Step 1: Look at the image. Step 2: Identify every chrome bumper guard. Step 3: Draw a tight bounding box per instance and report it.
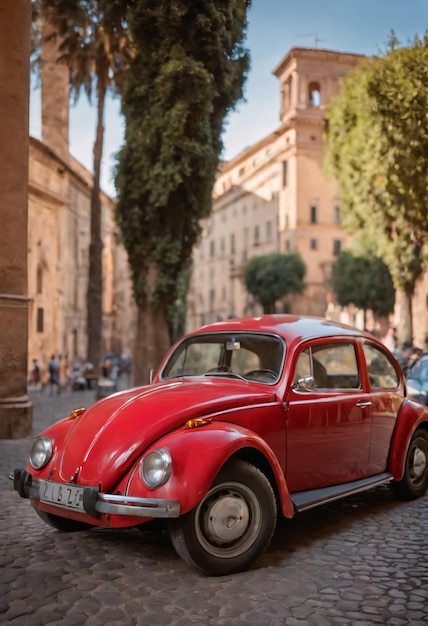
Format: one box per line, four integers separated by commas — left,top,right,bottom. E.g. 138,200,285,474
12,469,181,519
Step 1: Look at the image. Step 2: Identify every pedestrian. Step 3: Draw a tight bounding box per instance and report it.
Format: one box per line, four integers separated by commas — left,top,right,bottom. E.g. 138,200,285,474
394,341,413,376
48,354,60,395
102,357,112,379
381,326,397,353
59,354,71,391
31,358,40,387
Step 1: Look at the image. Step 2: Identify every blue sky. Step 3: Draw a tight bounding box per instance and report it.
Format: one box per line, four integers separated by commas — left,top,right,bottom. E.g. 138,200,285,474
30,0,428,197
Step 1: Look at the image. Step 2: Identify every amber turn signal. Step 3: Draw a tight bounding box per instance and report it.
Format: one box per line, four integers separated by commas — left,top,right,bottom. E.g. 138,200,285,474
68,407,86,420
185,417,212,429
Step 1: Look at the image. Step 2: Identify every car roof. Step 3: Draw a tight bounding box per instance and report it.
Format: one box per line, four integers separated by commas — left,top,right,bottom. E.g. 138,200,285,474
189,314,372,344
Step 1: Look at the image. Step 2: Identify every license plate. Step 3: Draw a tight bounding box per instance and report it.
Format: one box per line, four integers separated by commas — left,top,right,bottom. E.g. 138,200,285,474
39,480,85,512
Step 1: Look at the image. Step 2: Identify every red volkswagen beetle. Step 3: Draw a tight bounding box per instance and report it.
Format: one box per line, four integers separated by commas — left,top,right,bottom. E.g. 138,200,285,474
13,316,428,575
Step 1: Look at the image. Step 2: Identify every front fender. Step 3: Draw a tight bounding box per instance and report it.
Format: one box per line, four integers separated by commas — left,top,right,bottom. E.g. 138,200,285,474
123,422,295,519
388,398,428,480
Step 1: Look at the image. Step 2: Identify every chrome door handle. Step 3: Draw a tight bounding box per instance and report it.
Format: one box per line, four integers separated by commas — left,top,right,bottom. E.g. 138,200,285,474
355,401,372,408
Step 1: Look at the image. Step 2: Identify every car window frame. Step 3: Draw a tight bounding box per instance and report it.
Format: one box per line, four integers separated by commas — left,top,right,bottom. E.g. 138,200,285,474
290,337,362,394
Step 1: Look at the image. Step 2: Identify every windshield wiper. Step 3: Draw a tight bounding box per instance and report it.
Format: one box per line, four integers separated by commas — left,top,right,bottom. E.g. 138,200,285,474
204,371,247,382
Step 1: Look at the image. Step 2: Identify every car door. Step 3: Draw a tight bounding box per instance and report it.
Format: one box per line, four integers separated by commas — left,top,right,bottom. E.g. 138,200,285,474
361,342,402,474
285,339,372,493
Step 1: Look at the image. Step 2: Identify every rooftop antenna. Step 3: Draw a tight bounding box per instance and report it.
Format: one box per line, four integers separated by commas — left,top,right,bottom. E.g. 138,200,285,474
298,33,326,49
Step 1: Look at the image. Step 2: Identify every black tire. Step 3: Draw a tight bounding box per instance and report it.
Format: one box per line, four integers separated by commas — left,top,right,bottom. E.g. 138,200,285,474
168,459,277,576
391,428,428,500
35,508,94,532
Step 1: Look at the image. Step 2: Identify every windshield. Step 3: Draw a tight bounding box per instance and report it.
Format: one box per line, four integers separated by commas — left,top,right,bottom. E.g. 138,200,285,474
161,332,285,384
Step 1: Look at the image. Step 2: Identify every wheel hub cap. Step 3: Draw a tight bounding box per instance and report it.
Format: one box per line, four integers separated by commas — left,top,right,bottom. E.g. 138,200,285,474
412,445,427,480
205,495,249,544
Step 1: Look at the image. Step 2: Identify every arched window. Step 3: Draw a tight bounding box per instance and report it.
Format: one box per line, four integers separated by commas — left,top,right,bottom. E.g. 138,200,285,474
308,81,321,107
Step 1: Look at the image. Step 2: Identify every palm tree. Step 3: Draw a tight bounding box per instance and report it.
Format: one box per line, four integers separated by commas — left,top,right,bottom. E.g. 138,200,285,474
32,0,130,373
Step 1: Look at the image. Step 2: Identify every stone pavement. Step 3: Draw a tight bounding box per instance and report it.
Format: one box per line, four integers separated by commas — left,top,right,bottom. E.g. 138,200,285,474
0,387,427,626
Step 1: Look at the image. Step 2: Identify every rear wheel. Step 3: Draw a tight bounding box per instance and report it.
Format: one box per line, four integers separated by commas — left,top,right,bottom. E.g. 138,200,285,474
391,429,428,500
169,460,277,576
35,509,93,532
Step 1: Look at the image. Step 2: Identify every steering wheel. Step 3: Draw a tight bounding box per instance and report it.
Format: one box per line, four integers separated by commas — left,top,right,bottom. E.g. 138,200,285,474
244,369,277,382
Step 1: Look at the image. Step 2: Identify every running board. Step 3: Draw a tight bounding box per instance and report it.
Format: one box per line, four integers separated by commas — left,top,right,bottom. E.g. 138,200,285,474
291,472,394,513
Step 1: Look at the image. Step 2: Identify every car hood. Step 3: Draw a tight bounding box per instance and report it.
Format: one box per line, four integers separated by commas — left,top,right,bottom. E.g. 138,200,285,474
55,378,277,488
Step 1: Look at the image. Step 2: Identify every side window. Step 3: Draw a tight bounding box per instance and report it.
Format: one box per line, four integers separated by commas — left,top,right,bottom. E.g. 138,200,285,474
363,344,399,389
294,343,360,391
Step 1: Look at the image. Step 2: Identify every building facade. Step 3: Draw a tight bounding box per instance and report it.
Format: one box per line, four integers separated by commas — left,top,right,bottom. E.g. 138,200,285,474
188,48,362,330
27,31,135,384
188,47,428,349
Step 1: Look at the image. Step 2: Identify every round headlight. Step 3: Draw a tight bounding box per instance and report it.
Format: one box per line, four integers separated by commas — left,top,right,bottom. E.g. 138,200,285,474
29,436,53,470
140,449,172,489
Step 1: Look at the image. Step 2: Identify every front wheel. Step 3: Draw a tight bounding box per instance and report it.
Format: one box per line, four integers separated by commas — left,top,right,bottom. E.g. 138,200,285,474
169,460,277,576
391,429,428,500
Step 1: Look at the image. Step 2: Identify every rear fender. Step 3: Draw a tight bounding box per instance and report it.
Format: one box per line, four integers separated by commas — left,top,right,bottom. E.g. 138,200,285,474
122,422,295,518
388,398,428,480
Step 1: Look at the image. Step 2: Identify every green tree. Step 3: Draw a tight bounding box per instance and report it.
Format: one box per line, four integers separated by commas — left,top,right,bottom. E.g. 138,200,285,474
115,0,251,385
332,251,395,328
325,34,428,342
32,0,130,372
244,253,306,314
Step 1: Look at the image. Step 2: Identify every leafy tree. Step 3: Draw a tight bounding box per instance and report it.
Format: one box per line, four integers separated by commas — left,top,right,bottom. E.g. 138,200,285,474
332,251,395,329
244,253,306,314
115,0,251,385
32,0,130,372
325,34,428,342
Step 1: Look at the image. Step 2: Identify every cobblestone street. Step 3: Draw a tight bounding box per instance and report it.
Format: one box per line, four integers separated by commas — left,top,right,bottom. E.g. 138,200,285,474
0,387,427,625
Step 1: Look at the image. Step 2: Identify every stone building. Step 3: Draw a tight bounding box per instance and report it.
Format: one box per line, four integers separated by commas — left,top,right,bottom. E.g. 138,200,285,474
27,29,135,384
187,46,428,348
188,48,362,329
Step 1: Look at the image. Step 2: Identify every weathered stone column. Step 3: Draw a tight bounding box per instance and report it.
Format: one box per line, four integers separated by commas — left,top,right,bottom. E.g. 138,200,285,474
0,0,32,438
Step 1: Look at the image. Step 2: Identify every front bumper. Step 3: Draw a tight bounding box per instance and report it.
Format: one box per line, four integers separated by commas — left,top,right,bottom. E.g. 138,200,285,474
12,469,181,519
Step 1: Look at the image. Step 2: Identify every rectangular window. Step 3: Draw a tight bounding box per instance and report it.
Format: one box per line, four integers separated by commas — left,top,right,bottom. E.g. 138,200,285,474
266,221,272,241
310,205,317,224
230,233,235,254
210,240,215,257
36,307,44,333
36,267,43,294
310,238,317,250
333,239,341,256
254,225,260,245
334,206,340,225
282,161,288,187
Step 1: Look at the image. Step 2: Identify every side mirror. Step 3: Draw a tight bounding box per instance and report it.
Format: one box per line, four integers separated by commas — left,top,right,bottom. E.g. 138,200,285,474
293,375,316,392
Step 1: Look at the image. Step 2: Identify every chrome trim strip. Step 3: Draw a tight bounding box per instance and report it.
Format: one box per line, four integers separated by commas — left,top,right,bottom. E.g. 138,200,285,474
96,494,180,518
